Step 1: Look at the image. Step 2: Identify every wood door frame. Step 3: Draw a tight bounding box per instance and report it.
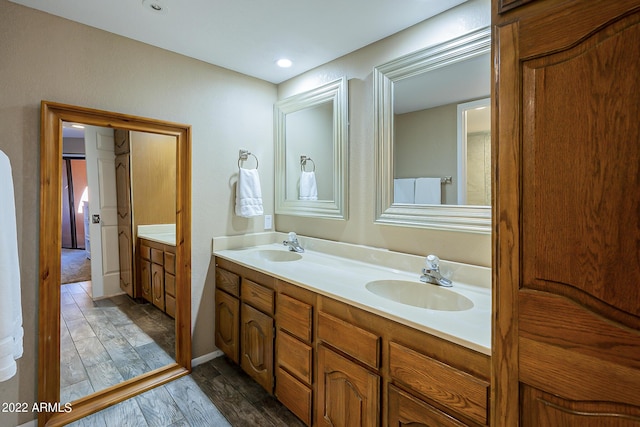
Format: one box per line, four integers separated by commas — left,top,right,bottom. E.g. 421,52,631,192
38,101,192,426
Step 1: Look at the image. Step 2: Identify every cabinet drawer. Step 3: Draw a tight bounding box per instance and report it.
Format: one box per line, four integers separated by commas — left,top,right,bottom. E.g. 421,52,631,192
140,243,151,261
276,367,312,426
241,279,274,315
278,294,312,343
164,250,175,274
388,385,466,427
165,273,175,297
216,268,240,297
151,248,164,265
317,311,380,370
277,330,312,384
389,342,489,425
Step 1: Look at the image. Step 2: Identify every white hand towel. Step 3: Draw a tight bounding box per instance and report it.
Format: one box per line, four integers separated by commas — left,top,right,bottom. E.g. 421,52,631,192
235,168,264,217
415,177,442,205
299,171,318,201
393,178,415,204
0,150,23,382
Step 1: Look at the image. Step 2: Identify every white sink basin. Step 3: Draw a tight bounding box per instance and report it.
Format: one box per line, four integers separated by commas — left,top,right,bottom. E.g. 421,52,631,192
255,249,302,262
365,280,474,311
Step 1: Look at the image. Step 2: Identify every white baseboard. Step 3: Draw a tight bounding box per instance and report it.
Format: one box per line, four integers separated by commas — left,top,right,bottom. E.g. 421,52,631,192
191,350,223,367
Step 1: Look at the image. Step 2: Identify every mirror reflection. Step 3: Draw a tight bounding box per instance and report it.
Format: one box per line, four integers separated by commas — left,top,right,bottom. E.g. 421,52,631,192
374,26,492,233
275,76,348,219
60,124,177,404
457,98,491,206
284,101,333,201
392,51,490,206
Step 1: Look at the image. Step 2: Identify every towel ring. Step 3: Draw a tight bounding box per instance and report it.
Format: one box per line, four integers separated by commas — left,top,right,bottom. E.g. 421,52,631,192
300,155,315,172
238,149,259,169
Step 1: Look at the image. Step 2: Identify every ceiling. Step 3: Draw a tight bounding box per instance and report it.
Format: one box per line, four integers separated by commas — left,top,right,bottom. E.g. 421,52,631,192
394,53,491,115
9,0,467,84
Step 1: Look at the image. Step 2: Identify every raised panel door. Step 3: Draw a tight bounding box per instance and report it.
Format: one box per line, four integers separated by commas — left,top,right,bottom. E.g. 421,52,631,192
151,263,164,311
240,303,274,393
316,344,380,427
494,1,640,424
140,258,151,302
215,289,239,363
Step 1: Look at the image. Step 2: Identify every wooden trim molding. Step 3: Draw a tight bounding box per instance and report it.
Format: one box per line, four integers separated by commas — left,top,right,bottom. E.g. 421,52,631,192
38,101,192,426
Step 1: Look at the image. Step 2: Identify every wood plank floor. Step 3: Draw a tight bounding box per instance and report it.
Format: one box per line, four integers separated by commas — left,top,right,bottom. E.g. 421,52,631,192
62,282,305,426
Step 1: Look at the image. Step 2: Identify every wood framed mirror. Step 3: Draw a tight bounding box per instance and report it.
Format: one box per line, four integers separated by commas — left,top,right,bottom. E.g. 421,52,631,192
38,101,191,426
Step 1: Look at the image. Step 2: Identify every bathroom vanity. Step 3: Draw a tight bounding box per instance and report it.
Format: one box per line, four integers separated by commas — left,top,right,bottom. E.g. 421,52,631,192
213,234,491,426
137,225,177,318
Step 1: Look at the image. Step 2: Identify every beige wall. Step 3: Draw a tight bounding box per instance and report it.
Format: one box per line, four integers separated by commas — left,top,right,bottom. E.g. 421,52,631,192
0,0,490,423
395,105,458,204
276,0,491,266
0,1,276,424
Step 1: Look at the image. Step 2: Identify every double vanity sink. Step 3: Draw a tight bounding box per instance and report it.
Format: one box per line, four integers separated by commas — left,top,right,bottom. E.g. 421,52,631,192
252,250,473,311
213,234,490,355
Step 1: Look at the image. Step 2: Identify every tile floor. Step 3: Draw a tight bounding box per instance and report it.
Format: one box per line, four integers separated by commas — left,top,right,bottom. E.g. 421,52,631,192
60,282,304,426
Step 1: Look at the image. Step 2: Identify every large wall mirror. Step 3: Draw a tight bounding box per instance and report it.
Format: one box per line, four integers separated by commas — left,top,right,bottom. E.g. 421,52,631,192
274,76,348,219
374,26,491,233
39,101,191,426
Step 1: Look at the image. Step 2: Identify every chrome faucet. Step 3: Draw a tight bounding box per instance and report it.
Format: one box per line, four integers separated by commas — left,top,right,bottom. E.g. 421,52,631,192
420,254,452,287
283,232,304,253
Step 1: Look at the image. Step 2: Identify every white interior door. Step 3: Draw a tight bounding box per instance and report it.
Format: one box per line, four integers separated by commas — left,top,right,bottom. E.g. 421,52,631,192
84,125,120,298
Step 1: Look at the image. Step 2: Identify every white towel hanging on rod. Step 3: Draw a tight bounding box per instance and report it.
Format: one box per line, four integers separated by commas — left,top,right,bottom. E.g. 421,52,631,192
0,150,23,382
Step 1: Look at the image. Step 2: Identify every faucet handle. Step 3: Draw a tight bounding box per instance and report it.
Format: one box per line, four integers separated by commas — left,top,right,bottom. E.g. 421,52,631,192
426,254,440,270
288,232,298,242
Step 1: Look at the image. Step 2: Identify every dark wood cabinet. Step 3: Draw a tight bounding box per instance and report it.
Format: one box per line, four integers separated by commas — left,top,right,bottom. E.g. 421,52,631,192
493,0,640,425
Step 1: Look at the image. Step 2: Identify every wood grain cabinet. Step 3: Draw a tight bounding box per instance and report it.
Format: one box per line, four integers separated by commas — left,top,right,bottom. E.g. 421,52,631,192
214,258,491,427
214,258,276,393
139,242,152,302
388,342,489,426
275,289,315,426
214,264,240,363
240,278,275,393
137,237,176,318
493,1,640,425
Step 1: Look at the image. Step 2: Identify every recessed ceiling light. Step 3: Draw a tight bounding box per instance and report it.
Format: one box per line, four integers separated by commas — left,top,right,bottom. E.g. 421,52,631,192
142,0,167,14
71,124,85,129
276,58,293,68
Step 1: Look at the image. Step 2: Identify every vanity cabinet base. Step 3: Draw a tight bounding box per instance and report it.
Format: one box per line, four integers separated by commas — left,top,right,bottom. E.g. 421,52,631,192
214,257,490,427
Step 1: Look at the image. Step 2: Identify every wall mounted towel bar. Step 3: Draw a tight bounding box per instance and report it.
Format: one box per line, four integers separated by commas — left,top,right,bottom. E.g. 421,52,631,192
300,155,315,172
238,149,259,169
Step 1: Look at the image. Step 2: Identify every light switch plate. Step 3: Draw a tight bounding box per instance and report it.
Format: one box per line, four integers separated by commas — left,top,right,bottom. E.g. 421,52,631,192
264,214,272,230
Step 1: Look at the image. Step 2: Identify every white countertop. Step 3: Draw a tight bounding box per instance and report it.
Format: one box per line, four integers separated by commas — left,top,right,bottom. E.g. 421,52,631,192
138,224,176,246
213,234,491,355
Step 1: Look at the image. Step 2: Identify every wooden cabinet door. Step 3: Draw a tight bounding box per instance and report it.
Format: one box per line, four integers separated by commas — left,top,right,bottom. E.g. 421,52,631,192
151,263,164,311
240,303,274,393
215,289,239,363
140,258,151,302
117,225,133,296
115,151,134,297
494,1,640,425
316,344,380,427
